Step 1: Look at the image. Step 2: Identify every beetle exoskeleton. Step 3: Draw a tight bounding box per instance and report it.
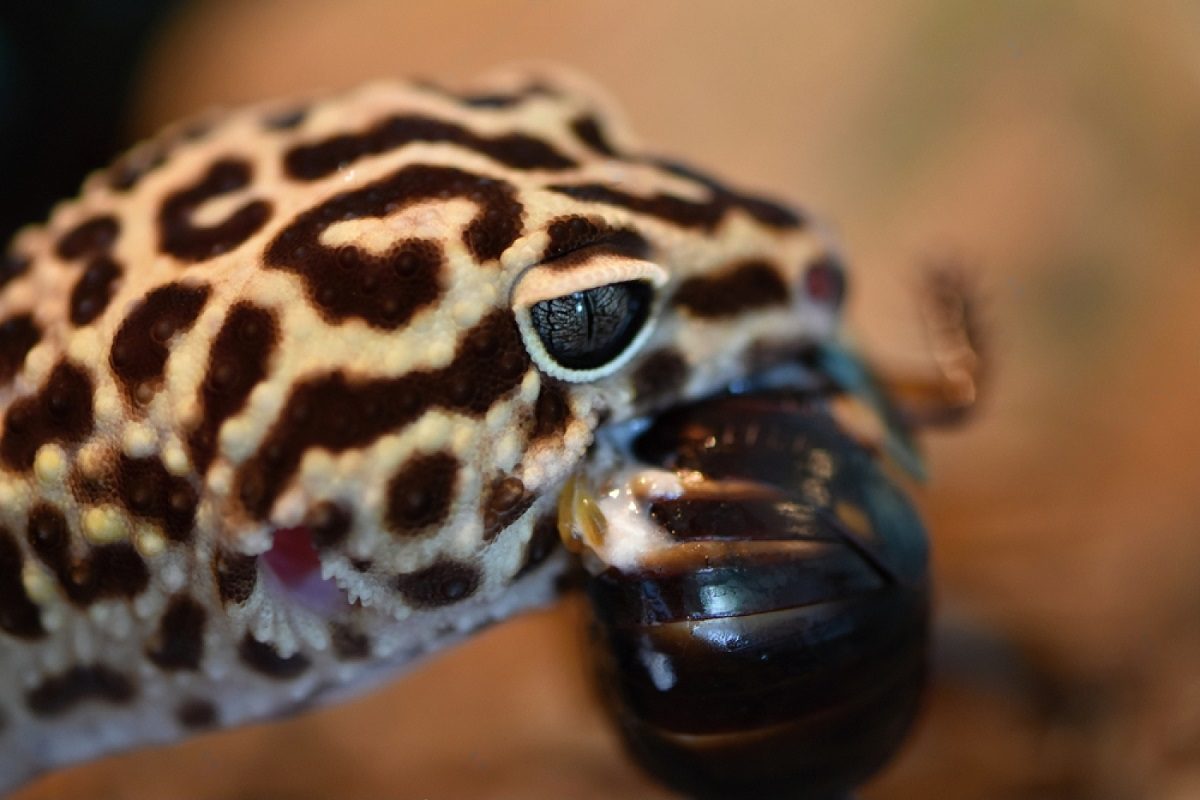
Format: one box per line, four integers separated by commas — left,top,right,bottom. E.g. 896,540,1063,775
572,389,930,799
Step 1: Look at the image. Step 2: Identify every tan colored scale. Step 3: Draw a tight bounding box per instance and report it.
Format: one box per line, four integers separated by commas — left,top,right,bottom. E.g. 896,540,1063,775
0,66,840,791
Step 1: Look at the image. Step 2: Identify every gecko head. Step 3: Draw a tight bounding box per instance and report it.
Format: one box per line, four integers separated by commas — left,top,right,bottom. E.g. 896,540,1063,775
211,68,846,665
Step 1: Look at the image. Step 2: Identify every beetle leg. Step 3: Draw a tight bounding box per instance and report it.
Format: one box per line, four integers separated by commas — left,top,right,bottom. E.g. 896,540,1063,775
880,266,987,429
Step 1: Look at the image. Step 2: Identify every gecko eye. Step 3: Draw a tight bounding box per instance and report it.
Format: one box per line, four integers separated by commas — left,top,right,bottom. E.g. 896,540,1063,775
529,281,653,372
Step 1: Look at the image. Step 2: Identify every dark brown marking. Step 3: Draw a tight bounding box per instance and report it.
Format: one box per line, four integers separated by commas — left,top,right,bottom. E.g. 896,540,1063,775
146,594,206,671
214,550,257,604
0,252,30,292
671,260,790,318
385,452,459,537
115,454,198,542
1,361,94,471
418,79,556,109
69,255,122,326
188,303,278,473
482,476,535,542
394,559,481,608
651,158,806,229
549,182,724,230
515,514,561,579
0,314,40,385
177,698,218,729
550,159,804,232
571,115,619,157
56,216,119,260
542,215,649,268
158,158,271,262
108,144,168,192
0,527,45,639
264,106,308,131
26,504,148,606
237,310,529,519
330,623,370,660
266,163,525,328
26,664,135,717
110,282,210,402
239,633,310,679
54,217,125,328
306,501,352,549
632,348,689,403
284,114,576,181
530,380,571,441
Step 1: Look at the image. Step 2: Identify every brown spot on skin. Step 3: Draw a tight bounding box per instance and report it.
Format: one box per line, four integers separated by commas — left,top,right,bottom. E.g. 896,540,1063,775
116,454,198,542
214,550,257,604
0,252,30,292
330,623,370,660
418,80,556,109
632,348,689,404
55,217,125,328
672,260,791,318
0,527,45,639
651,158,806,229
482,476,535,541
306,501,352,549
394,559,481,608
542,216,649,268
1,361,94,471
188,303,278,473
108,145,168,192
239,633,310,679
284,114,576,181
26,665,135,717
158,158,272,262
55,216,119,260
571,115,619,157
146,595,206,671
266,164,524,329
0,314,40,385
238,310,529,519
177,698,218,729
26,504,149,606
386,452,459,537
110,282,210,402
551,159,804,232
550,182,725,231
263,106,308,131
515,515,561,580
69,256,122,326
531,381,572,441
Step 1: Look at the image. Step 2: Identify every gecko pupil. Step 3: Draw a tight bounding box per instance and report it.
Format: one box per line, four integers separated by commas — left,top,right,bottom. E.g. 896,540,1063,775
530,280,651,371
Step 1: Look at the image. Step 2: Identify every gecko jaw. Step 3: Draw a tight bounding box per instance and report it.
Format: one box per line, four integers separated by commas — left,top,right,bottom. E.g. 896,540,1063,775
261,526,355,616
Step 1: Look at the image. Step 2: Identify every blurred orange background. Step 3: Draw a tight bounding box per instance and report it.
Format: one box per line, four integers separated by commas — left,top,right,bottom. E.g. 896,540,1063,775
16,1,1200,798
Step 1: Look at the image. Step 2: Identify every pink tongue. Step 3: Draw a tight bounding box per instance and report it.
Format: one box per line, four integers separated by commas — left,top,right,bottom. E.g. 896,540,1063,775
263,526,323,586
262,526,349,613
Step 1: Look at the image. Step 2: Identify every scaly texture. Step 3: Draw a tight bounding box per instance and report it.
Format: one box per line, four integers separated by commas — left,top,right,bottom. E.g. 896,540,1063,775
0,67,841,789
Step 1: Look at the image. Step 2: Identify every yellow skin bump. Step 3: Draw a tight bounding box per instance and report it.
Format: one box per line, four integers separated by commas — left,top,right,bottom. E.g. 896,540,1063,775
0,67,845,789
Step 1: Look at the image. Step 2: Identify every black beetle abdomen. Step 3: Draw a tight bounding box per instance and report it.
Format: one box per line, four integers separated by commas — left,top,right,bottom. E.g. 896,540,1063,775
584,390,931,799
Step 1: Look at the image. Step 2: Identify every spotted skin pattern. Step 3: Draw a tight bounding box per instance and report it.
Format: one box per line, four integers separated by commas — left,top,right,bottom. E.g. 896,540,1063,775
0,68,841,789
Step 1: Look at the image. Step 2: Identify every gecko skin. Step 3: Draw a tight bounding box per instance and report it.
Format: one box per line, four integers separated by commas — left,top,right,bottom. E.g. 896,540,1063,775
0,68,842,790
